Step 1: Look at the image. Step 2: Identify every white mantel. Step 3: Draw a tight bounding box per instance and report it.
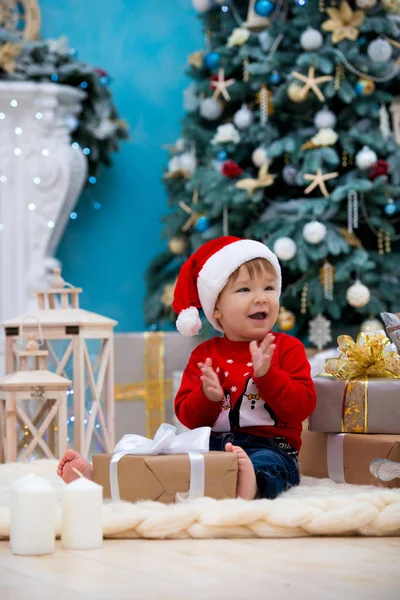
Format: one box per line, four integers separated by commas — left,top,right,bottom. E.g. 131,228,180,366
0,81,88,372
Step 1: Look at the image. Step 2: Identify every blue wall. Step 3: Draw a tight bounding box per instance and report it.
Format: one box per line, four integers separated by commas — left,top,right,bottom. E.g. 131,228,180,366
40,0,203,331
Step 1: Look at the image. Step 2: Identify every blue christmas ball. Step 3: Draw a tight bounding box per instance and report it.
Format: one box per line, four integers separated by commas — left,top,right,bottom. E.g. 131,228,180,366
384,202,397,216
269,71,281,85
204,52,220,70
99,76,110,86
149,322,160,332
217,150,228,161
195,216,210,233
254,0,276,17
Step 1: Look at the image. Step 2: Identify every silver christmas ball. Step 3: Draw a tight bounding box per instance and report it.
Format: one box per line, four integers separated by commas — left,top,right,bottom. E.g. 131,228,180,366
192,0,212,11
233,105,254,130
199,97,224,120
273,237,297,261
367,39,393,63
282,164,298,185
355,0,377,8
183,85,199,112
355,146,378,170
314,108,337,130
360,317,382,332
303,221,327,245
252,147,268,167
346,280,370,308
300,28,323,51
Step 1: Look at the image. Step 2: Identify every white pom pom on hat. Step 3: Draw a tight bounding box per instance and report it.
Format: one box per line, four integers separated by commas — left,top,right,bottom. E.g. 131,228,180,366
172,236,282,336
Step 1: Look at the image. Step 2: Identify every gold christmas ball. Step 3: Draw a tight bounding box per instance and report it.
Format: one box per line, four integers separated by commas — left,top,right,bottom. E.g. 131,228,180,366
360,316,382,332
161,280,177,308
382,0,400,14
169,236,187,255
277,307,296,331
287,83,308,103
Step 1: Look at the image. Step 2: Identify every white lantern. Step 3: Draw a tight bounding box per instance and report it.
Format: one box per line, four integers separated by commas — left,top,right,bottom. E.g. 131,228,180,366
303,221,327,244
300,28,323,51
346,280,371,308
314,108,337,129
233,105,254,130
199,97,224,120
273,237,297,261
0,335,70,463
355,146,378,170
252,146,269,167
1,269,117,459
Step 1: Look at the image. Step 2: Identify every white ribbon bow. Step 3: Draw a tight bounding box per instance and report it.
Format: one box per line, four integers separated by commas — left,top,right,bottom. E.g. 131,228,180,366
110,423,211,502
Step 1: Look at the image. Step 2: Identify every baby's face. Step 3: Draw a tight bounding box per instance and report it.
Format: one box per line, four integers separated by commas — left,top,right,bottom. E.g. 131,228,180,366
213,264,279,342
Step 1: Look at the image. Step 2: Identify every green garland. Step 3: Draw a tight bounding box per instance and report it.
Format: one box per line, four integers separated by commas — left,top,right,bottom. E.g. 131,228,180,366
0,29,128,181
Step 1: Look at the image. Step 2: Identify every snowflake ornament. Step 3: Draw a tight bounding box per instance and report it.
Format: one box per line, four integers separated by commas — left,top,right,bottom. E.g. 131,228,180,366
308,314,332,350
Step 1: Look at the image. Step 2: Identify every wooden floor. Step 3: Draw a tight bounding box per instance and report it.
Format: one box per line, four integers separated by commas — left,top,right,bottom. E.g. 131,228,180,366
1,537,400,600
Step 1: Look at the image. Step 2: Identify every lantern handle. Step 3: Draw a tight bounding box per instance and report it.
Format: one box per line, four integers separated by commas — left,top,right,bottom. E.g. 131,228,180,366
17,316,44,350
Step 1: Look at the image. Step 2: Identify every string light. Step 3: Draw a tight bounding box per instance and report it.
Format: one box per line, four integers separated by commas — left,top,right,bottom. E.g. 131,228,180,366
70,211,78,219
10,99,18,107
72,142,79,149
94,202,101,210
28,203,36,211
82,147,90,155
35,112,43,120
0,224,4,231
42,149,50,156
70,415,75,422
0,112,5,119
33,177,41,184
88,176,97,184
47,220,55,228
0,175,7,182
15,127,22,135
14,148,21,155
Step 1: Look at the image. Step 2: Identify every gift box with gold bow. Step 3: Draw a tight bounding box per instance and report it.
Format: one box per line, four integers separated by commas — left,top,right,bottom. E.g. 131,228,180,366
114,332,198,440
309,332,400,434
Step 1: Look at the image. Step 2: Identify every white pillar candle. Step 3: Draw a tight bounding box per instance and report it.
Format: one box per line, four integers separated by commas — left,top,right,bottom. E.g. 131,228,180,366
10,474,56,556
61,477,103,550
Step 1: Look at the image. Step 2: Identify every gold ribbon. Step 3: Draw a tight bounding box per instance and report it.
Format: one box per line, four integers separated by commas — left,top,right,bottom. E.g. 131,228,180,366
114,332,171,438
325,332,400,433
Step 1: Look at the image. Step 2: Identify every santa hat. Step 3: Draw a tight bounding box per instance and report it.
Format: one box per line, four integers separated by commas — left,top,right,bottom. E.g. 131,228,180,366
172,236,281,336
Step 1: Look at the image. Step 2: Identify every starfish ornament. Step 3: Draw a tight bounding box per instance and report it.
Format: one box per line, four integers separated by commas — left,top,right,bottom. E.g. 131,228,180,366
290,67,333,103
179,189,202,231
235,163,276,198
322,0,365,44
303,168,339,197
210,68,236,102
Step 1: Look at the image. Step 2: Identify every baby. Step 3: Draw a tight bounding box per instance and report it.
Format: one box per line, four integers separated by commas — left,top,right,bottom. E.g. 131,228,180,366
58,236,316,501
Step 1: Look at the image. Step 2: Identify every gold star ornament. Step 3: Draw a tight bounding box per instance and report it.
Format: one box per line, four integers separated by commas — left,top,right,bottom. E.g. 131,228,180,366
322,0,365,44
303,168,339,197
0,42,21,74
290,67,333,103
235,163,276,198
211,68,236,102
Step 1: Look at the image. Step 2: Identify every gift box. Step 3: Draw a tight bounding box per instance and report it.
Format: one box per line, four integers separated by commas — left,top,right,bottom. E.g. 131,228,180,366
310,375,400,434
299,428,400,488
93,452,238,503
114,332,198,439
309,332,400,435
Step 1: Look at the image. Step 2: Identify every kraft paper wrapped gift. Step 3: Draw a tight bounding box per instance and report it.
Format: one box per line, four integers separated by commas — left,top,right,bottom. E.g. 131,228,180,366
299,428,400,488
114,332,198,439
309,375,400,434
93,452,238,503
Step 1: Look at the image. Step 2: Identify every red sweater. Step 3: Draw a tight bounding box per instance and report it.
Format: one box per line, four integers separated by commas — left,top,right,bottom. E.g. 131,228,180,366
175,333,316,451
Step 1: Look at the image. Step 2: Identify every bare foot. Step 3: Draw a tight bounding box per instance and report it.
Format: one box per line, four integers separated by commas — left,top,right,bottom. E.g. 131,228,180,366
57,449,93,483
225,443,257,500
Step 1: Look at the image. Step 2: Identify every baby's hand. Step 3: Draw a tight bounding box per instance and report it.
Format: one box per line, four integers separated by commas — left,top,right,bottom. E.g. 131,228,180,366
198,358,224,403
250,333,276,378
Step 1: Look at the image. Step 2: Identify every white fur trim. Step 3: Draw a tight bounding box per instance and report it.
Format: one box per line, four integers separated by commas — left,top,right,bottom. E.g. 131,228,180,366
176,306,202,337
197,239,281,333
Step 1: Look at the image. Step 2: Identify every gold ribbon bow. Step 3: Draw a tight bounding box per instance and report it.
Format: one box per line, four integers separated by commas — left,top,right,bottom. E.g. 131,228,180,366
247,393,260,400
324,332,400,433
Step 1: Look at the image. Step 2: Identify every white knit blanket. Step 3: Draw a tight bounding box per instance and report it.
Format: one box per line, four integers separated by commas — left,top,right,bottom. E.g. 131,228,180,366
1,460,399,539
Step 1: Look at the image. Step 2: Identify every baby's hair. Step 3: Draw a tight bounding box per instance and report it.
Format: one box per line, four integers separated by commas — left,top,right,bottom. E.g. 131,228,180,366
228,258,275,285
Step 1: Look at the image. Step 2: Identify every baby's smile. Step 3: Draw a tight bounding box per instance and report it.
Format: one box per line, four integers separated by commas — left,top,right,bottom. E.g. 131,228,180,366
248,311,267,320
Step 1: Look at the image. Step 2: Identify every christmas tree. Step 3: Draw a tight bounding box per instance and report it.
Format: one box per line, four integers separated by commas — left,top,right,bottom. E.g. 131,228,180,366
144,0,400,348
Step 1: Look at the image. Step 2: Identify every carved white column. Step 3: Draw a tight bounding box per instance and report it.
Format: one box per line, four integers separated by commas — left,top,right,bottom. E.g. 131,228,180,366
0,82,87,372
